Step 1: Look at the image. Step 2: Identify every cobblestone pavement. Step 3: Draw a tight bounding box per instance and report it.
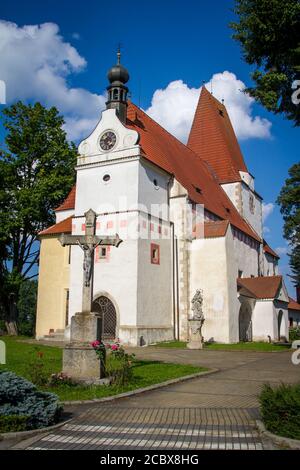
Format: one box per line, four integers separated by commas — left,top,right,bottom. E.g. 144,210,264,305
16,348,298,450
21,406,266,450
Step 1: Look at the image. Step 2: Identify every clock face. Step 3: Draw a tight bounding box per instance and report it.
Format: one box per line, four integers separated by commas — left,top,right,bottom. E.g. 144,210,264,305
99,131,117,151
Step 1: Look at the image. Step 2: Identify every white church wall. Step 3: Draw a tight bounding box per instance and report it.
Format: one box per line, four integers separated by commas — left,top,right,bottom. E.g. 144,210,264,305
263,252,278,276
75,159,140,216
221,182,240,212
232,232,259,278
222,181,263,238
225,229,241,343
56,209,74,223
189,235,233,343
138,160,170,219
170,193,190,341
240,182,262,238
135,235,173,345
252,300,276,341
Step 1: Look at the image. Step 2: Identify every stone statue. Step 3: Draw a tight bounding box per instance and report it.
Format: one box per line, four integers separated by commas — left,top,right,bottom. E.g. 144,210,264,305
77,240,98,287
187,289,205,349
191,289,204,320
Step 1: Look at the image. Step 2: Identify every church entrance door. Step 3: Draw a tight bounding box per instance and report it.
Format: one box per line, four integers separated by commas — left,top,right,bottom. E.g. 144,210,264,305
92,296,117,340
239,303,252,342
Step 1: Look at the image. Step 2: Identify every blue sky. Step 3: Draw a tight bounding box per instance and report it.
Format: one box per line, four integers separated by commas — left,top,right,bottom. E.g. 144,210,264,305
0,0,298,295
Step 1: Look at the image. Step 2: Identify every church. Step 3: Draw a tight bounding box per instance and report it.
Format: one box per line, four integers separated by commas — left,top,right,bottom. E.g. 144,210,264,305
35,54,296,346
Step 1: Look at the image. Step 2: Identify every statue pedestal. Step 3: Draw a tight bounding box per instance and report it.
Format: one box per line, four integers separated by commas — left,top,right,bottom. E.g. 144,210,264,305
63,312,103,382
187,319,203,350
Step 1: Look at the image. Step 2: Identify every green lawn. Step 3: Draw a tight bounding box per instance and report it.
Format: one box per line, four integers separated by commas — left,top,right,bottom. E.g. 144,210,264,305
151,340,290,351
0,337,206,401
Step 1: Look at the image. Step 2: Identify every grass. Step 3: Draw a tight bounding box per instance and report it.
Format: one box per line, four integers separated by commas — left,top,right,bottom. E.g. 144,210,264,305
0,336,206,401
151,340,290,351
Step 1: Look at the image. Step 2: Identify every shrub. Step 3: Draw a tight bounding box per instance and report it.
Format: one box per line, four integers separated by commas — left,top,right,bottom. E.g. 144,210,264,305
0,370,62,430
48,372,77,387
289,327,300,342
0,415,29,433
259,383,300,440
105,343,135,386
25,350,49,386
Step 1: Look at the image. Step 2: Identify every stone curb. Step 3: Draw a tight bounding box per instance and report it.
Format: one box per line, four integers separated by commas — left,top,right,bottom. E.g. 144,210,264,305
256,420,300,450
0,418,72,442
62,368,219,406
150,347,291,354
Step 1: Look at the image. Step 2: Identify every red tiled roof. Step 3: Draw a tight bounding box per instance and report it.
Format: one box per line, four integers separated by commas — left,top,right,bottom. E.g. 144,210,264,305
263,239,280,259
204,220,229,238
126,101,260,242
55,186,76,212
39,216,72,236
237,275,282,299
187,87,248,184
288,297,300,311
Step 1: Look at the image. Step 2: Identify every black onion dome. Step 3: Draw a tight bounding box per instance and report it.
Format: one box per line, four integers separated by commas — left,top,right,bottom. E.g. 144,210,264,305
107,64,129,84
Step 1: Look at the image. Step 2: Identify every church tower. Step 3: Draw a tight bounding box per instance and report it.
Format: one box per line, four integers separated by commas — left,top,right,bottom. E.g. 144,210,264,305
105,49,129,124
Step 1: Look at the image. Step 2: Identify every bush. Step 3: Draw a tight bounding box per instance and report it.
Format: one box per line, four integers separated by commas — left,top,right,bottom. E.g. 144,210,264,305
25,350,49,386
259,383,300,440
105,344,135,386
0,415,29,433
0,370,62,430
289,327,300,342
48,372,77,387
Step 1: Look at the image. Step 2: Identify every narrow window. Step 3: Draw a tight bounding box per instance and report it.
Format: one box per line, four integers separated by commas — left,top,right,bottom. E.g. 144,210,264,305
99,247,107,259
151,243,160,265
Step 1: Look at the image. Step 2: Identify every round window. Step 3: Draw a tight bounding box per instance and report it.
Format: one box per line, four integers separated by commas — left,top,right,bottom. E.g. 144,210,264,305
103,174,111,183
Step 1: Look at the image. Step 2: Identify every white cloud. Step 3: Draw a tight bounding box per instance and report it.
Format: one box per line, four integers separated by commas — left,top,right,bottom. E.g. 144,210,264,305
0,22,272,143
275,246,288,256
0,20,106,141
262,202,274,222
263,226,271,234
146,72,272,143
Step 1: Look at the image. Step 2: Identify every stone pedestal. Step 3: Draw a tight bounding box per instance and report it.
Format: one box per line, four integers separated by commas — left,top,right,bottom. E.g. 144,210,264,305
63,312,103,382
187,319,203,350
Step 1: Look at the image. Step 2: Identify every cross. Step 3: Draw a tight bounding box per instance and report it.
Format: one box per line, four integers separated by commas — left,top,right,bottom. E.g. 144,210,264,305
59,209,122,313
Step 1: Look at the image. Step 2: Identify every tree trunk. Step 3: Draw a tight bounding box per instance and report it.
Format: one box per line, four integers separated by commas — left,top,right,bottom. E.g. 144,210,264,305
5,296,18,335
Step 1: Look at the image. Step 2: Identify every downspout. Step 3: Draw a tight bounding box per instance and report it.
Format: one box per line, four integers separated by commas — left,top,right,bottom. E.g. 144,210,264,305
171,221,176,340
175,235,180,340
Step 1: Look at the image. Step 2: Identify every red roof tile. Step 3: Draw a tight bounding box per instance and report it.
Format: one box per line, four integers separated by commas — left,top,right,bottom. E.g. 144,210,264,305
263,240,280,259
126,101,260,242
237,275,283,299
204,220,229,238
55,186,76,212
187,87,248,184
288,297,300,311
39,216,72,236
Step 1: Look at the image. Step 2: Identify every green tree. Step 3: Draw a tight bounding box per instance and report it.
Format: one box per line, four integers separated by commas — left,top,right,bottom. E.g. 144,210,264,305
277,162,300,286
231,0,300,125
0,101,76,334
17,279,38,336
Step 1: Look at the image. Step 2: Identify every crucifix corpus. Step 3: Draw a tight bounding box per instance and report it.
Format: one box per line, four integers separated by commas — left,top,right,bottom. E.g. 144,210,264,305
59,208,122,313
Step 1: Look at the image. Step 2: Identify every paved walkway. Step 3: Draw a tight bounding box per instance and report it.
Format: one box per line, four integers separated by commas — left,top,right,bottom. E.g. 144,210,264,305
15,348,299,450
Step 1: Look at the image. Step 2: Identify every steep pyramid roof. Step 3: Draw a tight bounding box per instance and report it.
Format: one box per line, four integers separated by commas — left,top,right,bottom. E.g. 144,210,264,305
126,101,260,242
187,86,248,184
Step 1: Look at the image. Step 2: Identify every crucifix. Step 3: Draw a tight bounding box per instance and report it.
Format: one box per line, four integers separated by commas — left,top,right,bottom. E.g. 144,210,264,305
59,209,122,313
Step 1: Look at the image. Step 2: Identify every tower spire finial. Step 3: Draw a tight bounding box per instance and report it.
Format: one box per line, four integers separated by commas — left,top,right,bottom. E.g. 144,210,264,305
117,42,122,65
